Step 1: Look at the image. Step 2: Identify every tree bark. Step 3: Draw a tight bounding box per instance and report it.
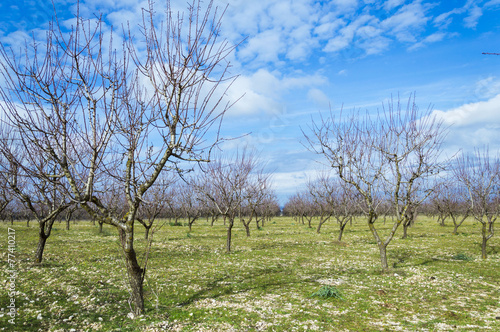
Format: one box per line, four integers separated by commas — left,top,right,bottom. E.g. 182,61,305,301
368,217,393,272
119,228,145,315
402,222,409,239
338,223,346,241
244,222,250,237
481,222,489,259
316,220,324,233
378,243,389,271
226,220,233,253
305,216,313,228
35,234,47,264
35,222,49,264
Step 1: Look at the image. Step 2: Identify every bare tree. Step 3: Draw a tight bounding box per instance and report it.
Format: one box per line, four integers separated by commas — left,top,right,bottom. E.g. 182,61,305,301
64,205,79,231
430,184,449,226
0,178,13,219
196,149,257,252
332,178,358,241
0,126,74,263
304,95,447,271
307,174,334,234
432,180,471,234
137,173,176,239
0,0,237,315
176,182,202,232
240,169,272,236
453,148,499,258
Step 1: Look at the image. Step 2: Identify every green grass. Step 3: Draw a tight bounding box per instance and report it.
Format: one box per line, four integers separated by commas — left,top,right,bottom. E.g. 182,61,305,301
0,216,499,331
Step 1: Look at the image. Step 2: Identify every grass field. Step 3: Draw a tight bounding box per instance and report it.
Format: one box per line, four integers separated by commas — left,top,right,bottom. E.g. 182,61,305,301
0,216,499,331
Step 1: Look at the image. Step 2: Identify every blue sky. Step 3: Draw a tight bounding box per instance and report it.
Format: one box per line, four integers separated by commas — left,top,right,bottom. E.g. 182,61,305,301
1,0,500,204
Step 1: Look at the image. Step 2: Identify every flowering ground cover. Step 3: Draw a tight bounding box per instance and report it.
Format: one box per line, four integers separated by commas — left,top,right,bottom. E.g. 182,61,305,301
0,217,499,331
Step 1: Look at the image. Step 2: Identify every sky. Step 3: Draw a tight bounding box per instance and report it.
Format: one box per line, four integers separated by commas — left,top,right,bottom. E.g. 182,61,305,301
1,0,499,204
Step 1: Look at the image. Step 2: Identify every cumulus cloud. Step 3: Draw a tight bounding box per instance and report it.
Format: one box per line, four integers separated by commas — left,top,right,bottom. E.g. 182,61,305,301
225,69,328,116
432,94,500,128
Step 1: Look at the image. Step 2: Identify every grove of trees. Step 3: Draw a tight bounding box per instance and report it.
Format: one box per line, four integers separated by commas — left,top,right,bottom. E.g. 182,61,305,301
0,0,498,319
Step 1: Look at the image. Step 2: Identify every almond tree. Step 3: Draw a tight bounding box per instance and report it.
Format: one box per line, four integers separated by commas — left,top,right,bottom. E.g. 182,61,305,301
195,149,258,252
331,178,357,241
453,148,499,258
432,180,471,234
177,182,202,232
0,171,14,220
304,96,446,271
137,173,176,239
0,0,237,315
0,133,72,263
240,170,272,236
307,174,334,234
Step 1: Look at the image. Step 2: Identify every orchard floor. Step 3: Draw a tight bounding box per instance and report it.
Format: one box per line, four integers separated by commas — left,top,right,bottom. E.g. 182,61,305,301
0,216,499,331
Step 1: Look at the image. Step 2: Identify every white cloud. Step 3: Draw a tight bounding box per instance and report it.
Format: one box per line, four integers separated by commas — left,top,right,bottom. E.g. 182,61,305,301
225,69,328,116
381,2,429,43
463,5,483,28
433,8,461,28
383,0,405,11
218,0,323,66
238,29,284,64
324,14,374,52
308,88,331,108
432,94,500,128
408,32,447,51
485,0,500,7
474,76,500,99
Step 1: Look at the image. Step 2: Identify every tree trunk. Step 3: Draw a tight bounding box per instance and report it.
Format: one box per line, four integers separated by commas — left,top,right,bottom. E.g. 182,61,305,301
316,220,323,233
144,226,150,240
99,221,104,233
119,228,145,315
35,223,49,264
378,243,389,271
481,223,488,259
35,235,47,264
226,220,233,253
401,222,408,239
368,216,392,272
244,222,250,237
338,223,346,241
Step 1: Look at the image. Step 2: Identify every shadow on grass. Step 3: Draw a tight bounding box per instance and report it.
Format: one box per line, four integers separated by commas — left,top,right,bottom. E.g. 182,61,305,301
174,266,309,308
